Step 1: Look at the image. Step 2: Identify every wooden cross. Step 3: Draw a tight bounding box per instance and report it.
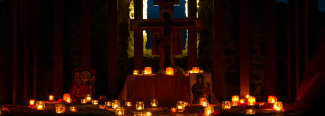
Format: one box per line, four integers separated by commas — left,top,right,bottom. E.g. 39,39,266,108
130,0,204,70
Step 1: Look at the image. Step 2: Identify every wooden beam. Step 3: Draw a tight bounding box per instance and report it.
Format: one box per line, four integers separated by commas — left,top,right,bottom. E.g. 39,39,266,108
213,0,224,102
107,0,118,99
134,0,143,73
187,0,197,70
54,0,64,99
81,0,92,68
265,0,276,96
239,0,250,98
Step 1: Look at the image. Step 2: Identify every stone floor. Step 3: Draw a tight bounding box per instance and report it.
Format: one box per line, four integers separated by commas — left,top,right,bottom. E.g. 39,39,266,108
0,102,321,116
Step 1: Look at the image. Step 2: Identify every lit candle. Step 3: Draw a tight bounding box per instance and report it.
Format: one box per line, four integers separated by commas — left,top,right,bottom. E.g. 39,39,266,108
246,109,255,115
70,106,77,113
151,99,158,107
136,101,144,110
248,96,256,106
199,70,204,73
92,100,98,105
192,67,200,73
177,105,183,109
204,105,214,115
86,94,92,102
63,93,70,102
115,107,125,116
81,99,87,104
49,95,54,102
189,70,193,73
125,101,132,106
239,99,245,104
112,100,120,109
133,70,139,75
105,101,112,106
144,67,152,75
165,67,174,75
99,104,105,109
268,95,277,103
55,104,65,114
222,101,231,109
144,112,152,116
274,101,283,111
36,101,45,110
232,95,239,106
29,99,35,107
171,107,177,113
66,98,71,103
245,95,250,99
199,97,208,106
202,102,208,107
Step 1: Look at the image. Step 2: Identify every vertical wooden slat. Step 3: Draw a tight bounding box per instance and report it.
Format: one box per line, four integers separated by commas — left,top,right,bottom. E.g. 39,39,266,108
107,0,118,99
33,0,38,100
12,0,18,105
239,0,249,98
81,0,92,68
54,0,64,99
187,0,197,70
213,0,224,102
134,0,143,73
265,0,276,96
23,0,29,103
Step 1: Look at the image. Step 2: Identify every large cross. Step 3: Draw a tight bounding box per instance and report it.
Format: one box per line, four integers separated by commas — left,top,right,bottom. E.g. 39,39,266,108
130,0,204,70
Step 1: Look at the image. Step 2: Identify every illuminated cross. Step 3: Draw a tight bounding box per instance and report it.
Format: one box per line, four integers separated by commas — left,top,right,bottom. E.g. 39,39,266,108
130,0,203,70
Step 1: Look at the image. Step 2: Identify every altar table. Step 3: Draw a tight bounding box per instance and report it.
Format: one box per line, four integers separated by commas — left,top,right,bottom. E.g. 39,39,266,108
117,75,190,106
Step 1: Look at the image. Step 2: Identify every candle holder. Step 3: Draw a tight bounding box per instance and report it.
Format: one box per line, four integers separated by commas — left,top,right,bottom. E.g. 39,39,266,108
29,99,35,107
204,105,214,115
92,100,98,105
125,101,132,107
99,104,105,109
165,67,174,75
199,97,208,106
144,111,152,116
192,67,200,73
248,96,256,106
49,95,54,102
151,99,158,107
115,107,125,116
144,67,152,75
176,101,184,112
70,106,77,113
246,109,255,115
105,101,112,107
171,107,177,113
66,98,71,103
55,104,65,114
231,95,239,106
112,100,120,109
268,95,277,103
222,101,231,109
136,101,144,110
86,94,92,102
274,101,283,111
81,99,87,104
63,93,70,102
36,101,45,110
133,70,139,75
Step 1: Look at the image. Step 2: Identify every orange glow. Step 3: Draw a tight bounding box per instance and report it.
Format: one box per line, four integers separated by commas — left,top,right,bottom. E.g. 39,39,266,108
144,67,152,75
240,99,245,104
171,108,177,113
63,93,70,102
268,96,277,103
248,96,256,106
29,99,35,107
166,67,174,75
232,95,239,106
192,67,199,73
49,95,54,102
133,70,139,75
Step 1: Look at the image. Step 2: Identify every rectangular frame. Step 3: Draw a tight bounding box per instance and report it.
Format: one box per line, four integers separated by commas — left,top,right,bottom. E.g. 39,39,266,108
189,73,213,104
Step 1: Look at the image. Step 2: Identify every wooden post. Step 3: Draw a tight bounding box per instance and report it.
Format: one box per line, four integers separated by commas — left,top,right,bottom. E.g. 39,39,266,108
107,0,118,99
265,0,276,96
213,0,224,102
134,0,143,73
23,0,29,103
239,0,250,98
32,0,38,101
81,0,92,68
187,0,197,70
54,0,64,99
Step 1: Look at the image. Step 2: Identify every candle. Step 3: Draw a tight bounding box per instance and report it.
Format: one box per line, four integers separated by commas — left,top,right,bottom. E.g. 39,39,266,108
192,67,199,73
70,106,77,113
268,95,277,103
115,107,125,116
274,101,283,111
125,101,132,106
36,101,45,110
222,101,231,109
81,99,87,104
49,95,54,102
86,94,92,102
171,107,177,113
151,99,158,107
246,109,255,115
63,93,70,102
165,67,174,75
92,100,98,105
231,95,239,106
29,99,35,107
189,70,193,73
99,104,105,109
136,101,144,110
105,101,112,106
248,96,256,106
55,104,65,114
245,95,250,99
133,70,139,75
199,97,208,106
239,99,245,104
204,105,214,115
144,112,152,116
112,100,120,109
144,67,152,75
66,98,71,103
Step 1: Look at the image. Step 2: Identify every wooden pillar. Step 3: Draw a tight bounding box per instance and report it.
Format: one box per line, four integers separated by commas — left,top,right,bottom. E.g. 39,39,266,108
239,0,249,98
54,0,64,99
32,0,38,101
22,0,29,103
11,0,18,105
107,0,118,99
187,0,197,70
134,0,143,73
213,0,224,102
81,0,92,68
265,0,276,96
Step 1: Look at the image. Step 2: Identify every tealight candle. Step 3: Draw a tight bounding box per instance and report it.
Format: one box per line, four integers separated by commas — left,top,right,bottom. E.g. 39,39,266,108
81,99,87,104
274,101,283,111
86,94,92,102
112,100,120,109
144,112,152,116
189,70,193,73
192,67,200,73
55,104,65,114
36,101,45,110
49,95,54,102
99,104,105,109
105,101,112,106
66,98,71,103
222,101,231,109
248,96,256,106
125,101,132,106
171,107,177,113
63,93,70,102
245,95,250,99
204,105,214,115
133,70,139,75
92,100,98,105
268,95,277,103
70,106,77,113
246,109,255,115
151,99,158,107
29,99,35,107
231,95,239,106
115,107,125,116
136,101,144,110
144,67,152,75
239,99,245,104
199,97,208,106
165,67,174,75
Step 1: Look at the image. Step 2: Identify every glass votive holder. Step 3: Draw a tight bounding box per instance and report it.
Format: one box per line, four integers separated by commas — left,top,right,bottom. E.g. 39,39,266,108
192,67,199,73
151,99,158,107
70,106,77,113
86,94,92,102
55,104,65,114
222,101,231,109
136,101,144,110
81,99,87,104
112,100,120,109
248,96,256,106
268,95,277,103
246,109,255,115
144,111,152,116
133,70,139,75
171,107,177,113
165,67,174,75
92,100,98,105
36,101,45,110
125,101,132,107
204,105,214,115
274,101,283,111
29,99,35,107
99,104,105,109
105,101,111,106
231,95,239,106
144,67,152,75
115,107,125,116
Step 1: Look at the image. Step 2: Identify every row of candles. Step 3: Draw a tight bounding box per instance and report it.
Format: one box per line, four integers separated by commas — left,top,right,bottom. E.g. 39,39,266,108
133,67,204,75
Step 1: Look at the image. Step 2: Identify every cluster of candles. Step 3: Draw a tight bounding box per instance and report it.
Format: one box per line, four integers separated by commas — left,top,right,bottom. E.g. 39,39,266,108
133,67,205,76
198,97,214,115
